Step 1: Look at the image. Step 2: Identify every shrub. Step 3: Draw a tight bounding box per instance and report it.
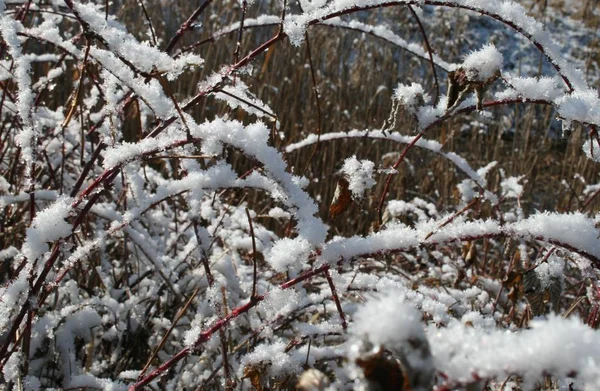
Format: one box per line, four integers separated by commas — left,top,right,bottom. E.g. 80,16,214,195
1,1,600,390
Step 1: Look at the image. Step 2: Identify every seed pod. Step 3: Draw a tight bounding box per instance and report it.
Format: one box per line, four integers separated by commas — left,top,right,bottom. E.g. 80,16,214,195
356,348,410,391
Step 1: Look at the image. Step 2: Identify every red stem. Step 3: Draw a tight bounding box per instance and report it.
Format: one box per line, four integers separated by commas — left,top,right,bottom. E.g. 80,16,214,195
326,269,347,330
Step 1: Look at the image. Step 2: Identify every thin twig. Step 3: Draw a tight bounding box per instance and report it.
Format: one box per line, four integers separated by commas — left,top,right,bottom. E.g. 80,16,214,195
245,207,258,299
138,0,158,47
232,0,248,84
138,287,200,377
214,88,278,121
301,31,323,177
164,0,214,54
407,5,440,104
325,269,347,330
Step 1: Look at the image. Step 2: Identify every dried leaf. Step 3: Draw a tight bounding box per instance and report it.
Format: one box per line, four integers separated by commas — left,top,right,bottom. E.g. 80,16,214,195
243,364,265,391
462,241,477,266
329,177,351,220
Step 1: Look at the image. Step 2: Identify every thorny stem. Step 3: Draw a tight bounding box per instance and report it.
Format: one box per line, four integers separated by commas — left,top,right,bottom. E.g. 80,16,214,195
377,127,427,223
129,296,262,390
310,1,576,92
191,221,232,385
126,211,600,389
2,0,597,386
1,30,286,361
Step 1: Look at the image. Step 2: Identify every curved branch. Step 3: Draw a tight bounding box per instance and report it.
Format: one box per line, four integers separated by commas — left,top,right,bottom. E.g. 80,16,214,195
186,16,454,71
287,129,485,186
300,1,583,92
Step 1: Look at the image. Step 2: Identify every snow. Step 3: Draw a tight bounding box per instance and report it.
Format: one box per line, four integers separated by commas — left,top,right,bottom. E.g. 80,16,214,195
286,129,484,185
0,15,37,179
23,196,73,261
212,80,276,121
394,82,428,115
2,352,22,385
496,76,563,101
258,287,300,318
71,2,203,79
266,237,312,272
2,0,600,389
534,255,564,290
500,175,525,199
429,316,600,390
322,19,454,71
583,139,600,162
556,89,600,127
510,212,600,259
241,342,297,377
318,212,600,267
268,207,291,219
351,288,425,349
349,288,434,391
67,374,127,391
103,117,328,246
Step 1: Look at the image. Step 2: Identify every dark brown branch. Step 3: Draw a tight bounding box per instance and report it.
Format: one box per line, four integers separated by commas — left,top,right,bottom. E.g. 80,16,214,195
301,31,323,177
326,269,347,330
245,207,259,299
164,0,214,54
138,0,158,47
408,5,440,104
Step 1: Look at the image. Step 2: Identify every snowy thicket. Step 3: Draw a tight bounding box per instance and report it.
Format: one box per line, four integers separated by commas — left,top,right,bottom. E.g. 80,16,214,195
0,0,600,390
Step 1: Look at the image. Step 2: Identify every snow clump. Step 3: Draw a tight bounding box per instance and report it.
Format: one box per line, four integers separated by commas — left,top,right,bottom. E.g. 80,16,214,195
341,156,376,200
394,82,428,115
462,44,503,81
